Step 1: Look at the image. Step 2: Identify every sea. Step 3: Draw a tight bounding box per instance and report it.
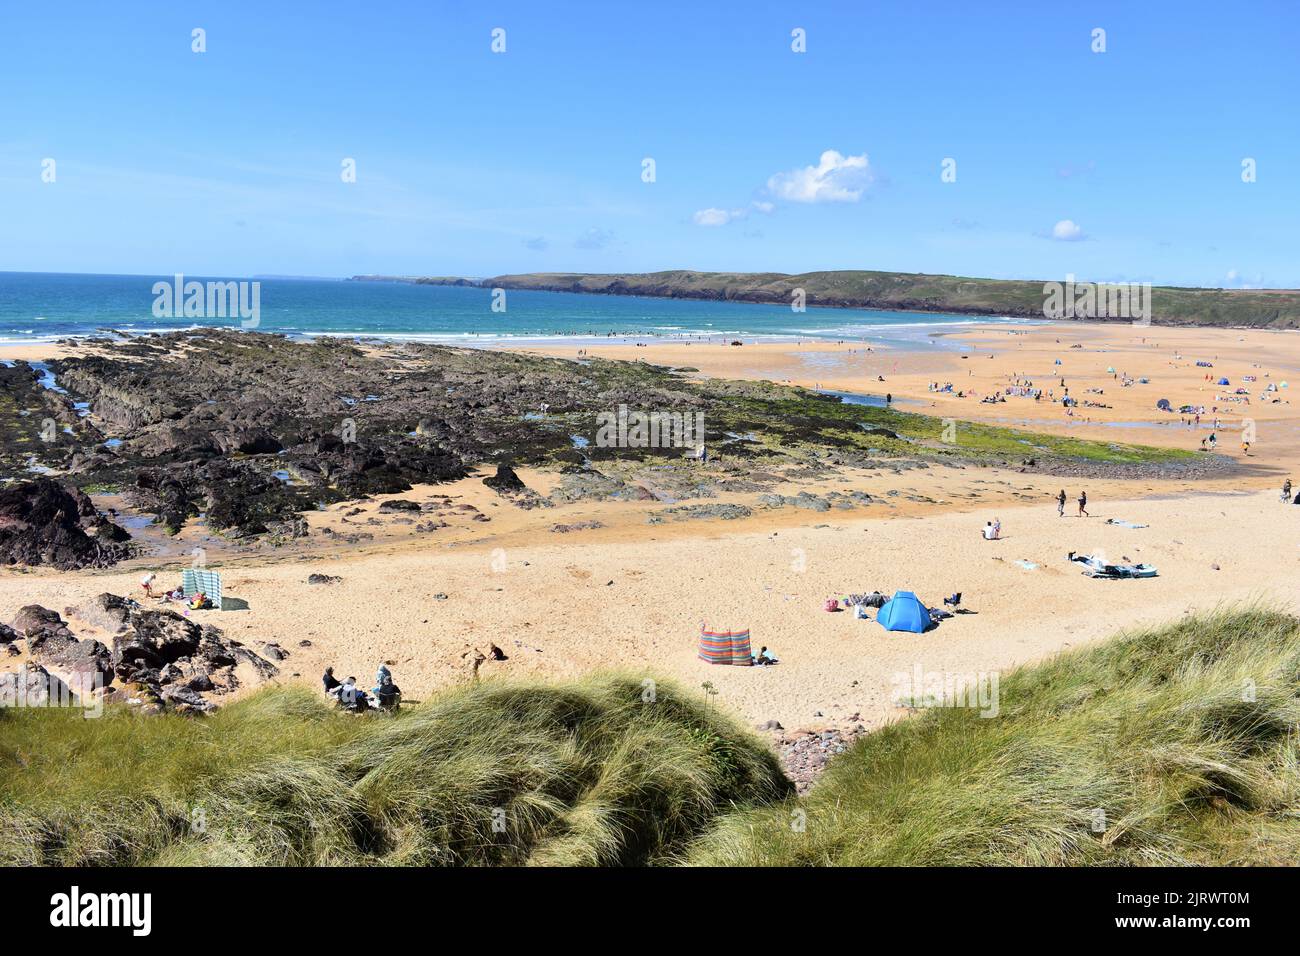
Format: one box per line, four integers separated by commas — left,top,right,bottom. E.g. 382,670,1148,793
0,272,1024,349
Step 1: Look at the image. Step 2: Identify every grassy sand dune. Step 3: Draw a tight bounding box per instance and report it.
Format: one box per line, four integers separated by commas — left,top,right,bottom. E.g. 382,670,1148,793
0,675,790,866
4,608,1298,867
686,606,1300,866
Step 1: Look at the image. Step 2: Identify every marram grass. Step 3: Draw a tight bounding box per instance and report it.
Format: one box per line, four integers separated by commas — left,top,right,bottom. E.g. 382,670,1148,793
684,605,1300,866
0,673,790,866
4,607,1299,866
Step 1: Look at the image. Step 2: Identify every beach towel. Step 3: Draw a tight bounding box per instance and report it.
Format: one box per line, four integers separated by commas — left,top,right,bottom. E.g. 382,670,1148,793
1015,559,1038,570
1067,553,1157,579
698,627,753,665
1106,519,1149,529
181,568,223,608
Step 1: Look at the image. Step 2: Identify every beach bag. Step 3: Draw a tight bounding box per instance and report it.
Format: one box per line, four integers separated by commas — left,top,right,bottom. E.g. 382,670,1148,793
824,598,840,612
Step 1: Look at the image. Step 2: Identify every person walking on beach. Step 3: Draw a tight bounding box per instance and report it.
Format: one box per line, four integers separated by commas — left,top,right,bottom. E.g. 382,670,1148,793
1056,489,1066,517
1282,479,1292,502
1078,490,1089,517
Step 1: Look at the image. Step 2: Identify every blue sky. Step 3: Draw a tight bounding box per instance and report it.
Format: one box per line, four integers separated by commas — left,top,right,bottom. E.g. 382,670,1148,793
1,0,1296,286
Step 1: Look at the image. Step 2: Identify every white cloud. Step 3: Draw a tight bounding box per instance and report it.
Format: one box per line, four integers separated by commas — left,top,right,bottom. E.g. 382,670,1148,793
766,150,872,203
692,200,774,227
693,207,743,227
1051,219,1085,241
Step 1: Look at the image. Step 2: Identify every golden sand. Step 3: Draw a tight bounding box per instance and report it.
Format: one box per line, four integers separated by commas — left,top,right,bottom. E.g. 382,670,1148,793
2,322,1297,731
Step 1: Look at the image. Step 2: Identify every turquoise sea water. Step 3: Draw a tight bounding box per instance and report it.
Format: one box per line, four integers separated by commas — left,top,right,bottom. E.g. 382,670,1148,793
0,272,1020,347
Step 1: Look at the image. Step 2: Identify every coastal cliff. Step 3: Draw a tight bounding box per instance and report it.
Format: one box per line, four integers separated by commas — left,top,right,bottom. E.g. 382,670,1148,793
350,270,1300,329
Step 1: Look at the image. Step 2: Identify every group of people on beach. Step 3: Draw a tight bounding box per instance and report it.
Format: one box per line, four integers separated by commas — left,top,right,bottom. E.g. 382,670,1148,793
1056,489,1088,517
139,571,213,609
322,664,402,712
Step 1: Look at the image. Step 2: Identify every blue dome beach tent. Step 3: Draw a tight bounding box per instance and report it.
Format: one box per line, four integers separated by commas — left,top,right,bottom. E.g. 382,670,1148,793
877,591,933,633
1217,377,1230,385
1156,398,1172,411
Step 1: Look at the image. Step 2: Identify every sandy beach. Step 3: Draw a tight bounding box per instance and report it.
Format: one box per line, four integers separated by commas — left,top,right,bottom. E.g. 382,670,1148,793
3,321,1298,732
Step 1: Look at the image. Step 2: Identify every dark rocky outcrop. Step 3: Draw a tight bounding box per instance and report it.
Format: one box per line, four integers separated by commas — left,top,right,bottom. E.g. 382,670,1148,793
0,479,130,570
3,328,1236,553
10,604,72,640
0,662,76,708
483,463,527,494
68,592,134,634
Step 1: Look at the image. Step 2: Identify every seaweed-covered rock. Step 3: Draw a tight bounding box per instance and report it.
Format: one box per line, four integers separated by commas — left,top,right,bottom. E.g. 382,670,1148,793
0,479,129,570
483,463,527,494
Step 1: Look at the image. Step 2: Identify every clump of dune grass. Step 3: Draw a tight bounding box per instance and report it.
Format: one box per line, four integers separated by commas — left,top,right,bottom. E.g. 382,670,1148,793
685,605,1300,866
0,673,790,866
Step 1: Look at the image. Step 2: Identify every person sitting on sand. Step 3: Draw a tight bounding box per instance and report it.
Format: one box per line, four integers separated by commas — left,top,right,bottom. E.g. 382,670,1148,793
337,676,369,711
375,663,391,686
140,572,157,598
373,675,402,710
322,666,341,695
982,521,998,540
754,646,778,666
